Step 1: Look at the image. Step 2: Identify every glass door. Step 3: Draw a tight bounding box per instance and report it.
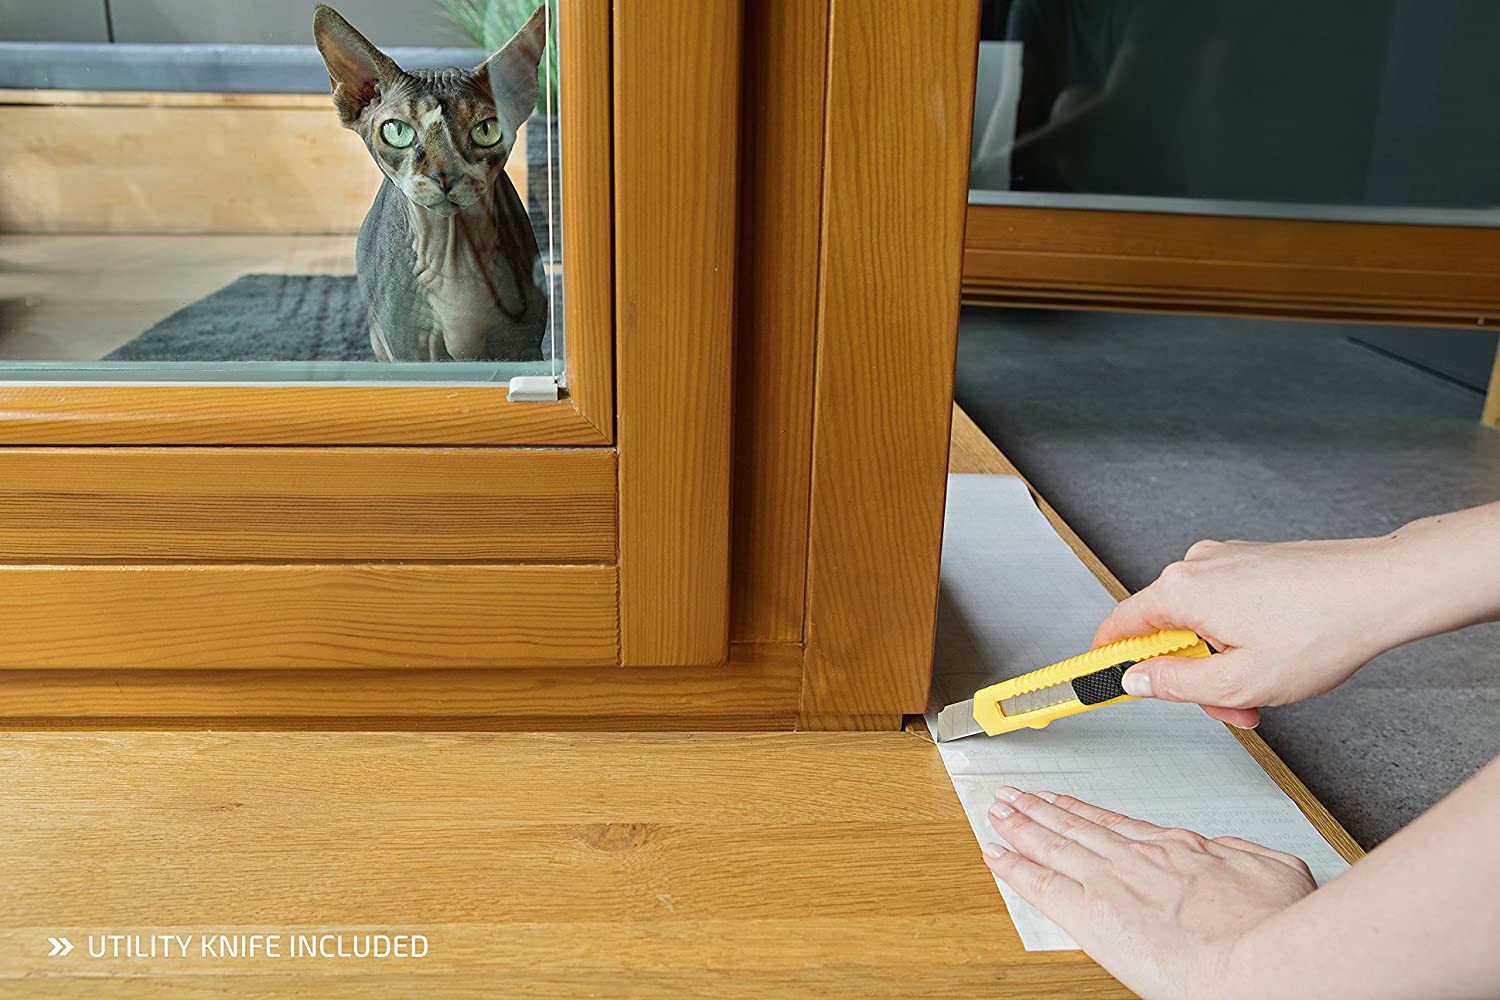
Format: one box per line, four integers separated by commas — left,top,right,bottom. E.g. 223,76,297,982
0,0,739,680
0,0,611,444
963,0,1500,362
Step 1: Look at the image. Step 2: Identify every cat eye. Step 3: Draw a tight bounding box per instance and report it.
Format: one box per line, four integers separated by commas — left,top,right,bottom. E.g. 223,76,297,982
471,118,503,148
380,120,416,149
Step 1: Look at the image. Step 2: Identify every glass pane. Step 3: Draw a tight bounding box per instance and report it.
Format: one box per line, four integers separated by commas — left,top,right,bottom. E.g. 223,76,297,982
0,1,568,382
972,0,1500,225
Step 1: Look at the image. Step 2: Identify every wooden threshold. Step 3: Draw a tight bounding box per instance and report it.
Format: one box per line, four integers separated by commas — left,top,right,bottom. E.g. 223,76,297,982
946,404,1365,864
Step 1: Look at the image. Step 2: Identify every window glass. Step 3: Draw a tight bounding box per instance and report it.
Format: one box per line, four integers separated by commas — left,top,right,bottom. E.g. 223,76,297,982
0,0,566,382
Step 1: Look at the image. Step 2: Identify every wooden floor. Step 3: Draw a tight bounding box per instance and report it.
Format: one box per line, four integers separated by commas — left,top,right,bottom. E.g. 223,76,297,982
0,234,357,362
0,411,1357,997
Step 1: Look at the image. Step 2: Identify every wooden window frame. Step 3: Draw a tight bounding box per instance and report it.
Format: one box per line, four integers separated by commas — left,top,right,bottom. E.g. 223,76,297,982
0,0,614,447
962,204,1500,426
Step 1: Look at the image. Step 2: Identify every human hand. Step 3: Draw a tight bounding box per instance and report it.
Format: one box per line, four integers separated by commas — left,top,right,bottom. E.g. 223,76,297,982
1092,537,1413,728
983,786,1316,1000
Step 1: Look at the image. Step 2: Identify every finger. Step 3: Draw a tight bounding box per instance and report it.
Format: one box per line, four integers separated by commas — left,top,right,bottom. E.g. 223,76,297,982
1121,650,1259,709
983,843,1085,928
1033,790,1165,842
1091,588,1176,648
988,792,1105,882
1202,704,1261,728
1211,836,1315,875
998,787,1132,857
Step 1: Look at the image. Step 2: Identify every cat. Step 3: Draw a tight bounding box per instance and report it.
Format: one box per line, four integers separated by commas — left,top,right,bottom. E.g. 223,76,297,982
313,5,548,362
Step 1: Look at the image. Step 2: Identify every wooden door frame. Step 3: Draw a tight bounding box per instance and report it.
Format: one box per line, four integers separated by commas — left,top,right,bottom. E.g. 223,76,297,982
962,204,1500,425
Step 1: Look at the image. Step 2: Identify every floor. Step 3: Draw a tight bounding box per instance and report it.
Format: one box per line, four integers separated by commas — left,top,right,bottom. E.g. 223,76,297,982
7,730,1114,998
0,234,356,361
954,306,1500,847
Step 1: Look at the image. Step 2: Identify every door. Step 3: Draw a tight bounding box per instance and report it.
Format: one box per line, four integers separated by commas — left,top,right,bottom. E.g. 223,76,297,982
0,0,738,691
962,0,1500,426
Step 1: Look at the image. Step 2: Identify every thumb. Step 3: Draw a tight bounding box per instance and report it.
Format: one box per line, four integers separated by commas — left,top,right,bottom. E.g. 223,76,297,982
1121,650,1257,709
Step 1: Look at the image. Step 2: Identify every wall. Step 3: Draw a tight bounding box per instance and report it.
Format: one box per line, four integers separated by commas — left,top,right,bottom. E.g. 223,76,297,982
1,1,464,47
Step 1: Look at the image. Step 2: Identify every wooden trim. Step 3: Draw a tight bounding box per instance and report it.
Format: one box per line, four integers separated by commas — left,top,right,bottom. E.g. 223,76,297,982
0,102,390,233
558,0,615,440
730,0,829,643
0,642,803,729
0,3,613,446
798,714,903,732
963,205,1500,328
798,0,978,720
613,0,738,666
1484,343,1500,430
0,447,615,563
947,405,1365,863
0,384,609,445
0,564,618,670
0,89,334,109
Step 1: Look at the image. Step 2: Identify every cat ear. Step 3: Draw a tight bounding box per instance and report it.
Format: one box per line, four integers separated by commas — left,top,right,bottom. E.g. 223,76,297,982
474,4,548,130
313,5,403,126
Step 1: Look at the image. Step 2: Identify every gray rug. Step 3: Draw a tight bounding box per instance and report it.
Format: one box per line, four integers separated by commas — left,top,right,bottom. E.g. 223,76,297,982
106,272,564,363
106,274,370,362
955,306,1500,848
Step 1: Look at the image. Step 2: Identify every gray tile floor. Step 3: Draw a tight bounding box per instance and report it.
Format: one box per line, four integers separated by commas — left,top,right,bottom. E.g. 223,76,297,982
954,306,1500,847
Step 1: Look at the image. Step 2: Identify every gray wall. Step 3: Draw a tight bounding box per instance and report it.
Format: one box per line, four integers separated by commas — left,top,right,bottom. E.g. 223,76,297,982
1,1,467,46
0,0,109,41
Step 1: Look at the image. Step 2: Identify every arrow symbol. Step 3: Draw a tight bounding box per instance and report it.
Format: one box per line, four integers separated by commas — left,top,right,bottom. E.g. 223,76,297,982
47,937,73,957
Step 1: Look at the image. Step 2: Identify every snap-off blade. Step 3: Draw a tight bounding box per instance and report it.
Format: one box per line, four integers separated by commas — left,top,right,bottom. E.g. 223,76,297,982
935,698,984,742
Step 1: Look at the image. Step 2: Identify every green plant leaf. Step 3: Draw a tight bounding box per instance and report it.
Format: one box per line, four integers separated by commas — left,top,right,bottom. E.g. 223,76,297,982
438,0,560,117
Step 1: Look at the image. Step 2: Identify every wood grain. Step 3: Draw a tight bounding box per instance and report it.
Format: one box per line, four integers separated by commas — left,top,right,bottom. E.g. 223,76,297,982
614,0,738,666
0,643,803,729
964,205,1500,327
799,0,979,720
0,564,618,669
729,0,828,643
0,89,335,109
948,404,1365,864
558,0,615,440
1485,343,1500,430
0,101,525,234
0,729,1130,996
0,385,609,445
0,447,615,563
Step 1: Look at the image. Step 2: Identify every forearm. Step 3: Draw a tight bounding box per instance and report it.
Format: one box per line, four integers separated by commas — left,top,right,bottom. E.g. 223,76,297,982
1228,753,1500,999
1369,501,1500,646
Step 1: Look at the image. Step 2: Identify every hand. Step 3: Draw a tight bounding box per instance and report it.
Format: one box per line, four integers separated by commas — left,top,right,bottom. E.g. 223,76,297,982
1093,536,1414,728
983,786,1316,1000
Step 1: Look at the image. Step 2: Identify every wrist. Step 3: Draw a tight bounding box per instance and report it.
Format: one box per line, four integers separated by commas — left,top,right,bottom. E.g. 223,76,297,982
1214,927,1278,1000
1367,505,1500,644
1347,531,1439,654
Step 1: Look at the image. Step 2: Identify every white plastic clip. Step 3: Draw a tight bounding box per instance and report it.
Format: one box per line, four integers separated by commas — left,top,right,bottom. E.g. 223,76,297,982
508,375,561,402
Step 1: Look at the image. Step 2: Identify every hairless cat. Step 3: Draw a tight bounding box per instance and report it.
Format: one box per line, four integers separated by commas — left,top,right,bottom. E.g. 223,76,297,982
314,5,548,362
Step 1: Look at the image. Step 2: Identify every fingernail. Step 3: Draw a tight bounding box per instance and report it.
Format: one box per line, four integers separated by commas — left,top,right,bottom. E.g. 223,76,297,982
1122,669,1152,697
1036,791,1057,803
989,802,1012,820
994,785,1021,802
982,843,1008,860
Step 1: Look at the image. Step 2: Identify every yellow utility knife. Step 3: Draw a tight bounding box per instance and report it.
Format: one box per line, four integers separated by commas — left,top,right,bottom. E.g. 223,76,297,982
934,629,1212,742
